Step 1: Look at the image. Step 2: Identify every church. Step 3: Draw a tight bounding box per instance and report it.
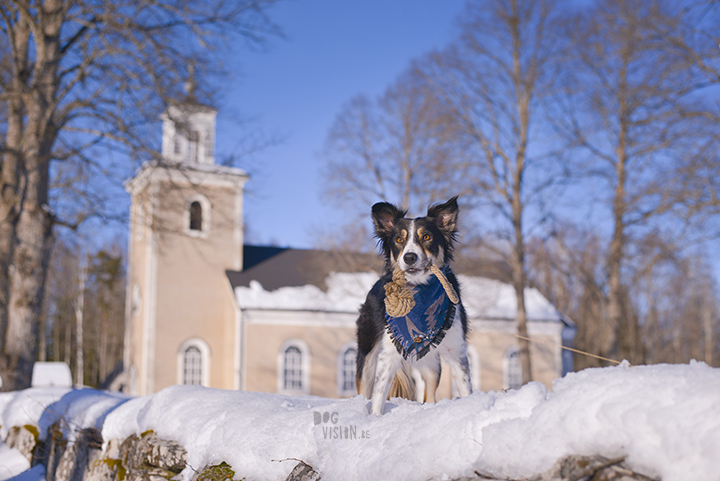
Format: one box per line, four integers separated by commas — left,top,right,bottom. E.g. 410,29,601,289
122,95,576,400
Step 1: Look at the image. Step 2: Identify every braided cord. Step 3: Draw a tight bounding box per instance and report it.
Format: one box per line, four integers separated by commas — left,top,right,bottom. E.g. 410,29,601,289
384,264,459,318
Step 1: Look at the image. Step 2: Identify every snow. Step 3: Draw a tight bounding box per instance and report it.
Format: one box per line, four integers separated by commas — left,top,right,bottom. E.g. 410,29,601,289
459,276,564,321
236,272,566,323
1,362,719,481
0,441,32,481
236,272,378,312
31,362,73,388
0,387,129,442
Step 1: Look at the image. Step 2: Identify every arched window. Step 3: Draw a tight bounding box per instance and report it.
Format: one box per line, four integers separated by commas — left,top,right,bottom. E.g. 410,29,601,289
277,339,310,395
337,342,357,397
503,346,522,390
184,194,211,237
183,346,202,385
189,201,203,231
177,338,211,386
284,346,302,389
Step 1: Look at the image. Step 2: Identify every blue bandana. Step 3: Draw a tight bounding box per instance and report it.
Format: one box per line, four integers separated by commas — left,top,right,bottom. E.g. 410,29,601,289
385,269,456,361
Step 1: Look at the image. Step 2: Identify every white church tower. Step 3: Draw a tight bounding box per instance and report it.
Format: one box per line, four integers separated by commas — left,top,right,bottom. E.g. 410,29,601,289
123,87,248,395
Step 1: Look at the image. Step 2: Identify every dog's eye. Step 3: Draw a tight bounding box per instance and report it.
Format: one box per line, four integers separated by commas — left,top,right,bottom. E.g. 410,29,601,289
422,233,432,242
396,236,405,244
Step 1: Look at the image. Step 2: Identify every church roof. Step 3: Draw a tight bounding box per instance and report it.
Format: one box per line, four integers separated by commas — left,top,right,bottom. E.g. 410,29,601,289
227,245,574,326
226,245,383,292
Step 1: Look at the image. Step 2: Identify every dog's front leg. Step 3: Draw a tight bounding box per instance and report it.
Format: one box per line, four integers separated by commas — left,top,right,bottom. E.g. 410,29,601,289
446,354,472,398
416,356,441,403
370,344,399,415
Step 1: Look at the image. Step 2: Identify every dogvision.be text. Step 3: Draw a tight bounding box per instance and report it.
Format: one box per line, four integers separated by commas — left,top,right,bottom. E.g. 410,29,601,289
313,411,370,440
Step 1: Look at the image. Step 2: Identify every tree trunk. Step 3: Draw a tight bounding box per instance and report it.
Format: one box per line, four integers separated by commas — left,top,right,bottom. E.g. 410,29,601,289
0,15,30,354
703,299,713,366
100,305,108,384
0,1,63,391
1,106,55,392
75,258,86,386
1,202,54,390
512,155,532,384
606,190,624,362
513,256,533,384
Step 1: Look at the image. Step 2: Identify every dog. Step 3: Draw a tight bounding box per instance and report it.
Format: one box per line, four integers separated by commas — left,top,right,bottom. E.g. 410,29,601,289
355,196,472,415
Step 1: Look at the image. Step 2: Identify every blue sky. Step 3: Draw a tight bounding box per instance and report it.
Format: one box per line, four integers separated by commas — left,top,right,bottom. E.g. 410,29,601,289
215,0,465,248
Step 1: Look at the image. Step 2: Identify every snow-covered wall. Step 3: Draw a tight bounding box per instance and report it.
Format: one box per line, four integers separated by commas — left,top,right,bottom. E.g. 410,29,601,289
1,362,718,481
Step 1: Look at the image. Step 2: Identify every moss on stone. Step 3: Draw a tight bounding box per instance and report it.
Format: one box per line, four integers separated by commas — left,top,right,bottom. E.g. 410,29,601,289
97,458,127,481
196,462,241,481
22,424,39,440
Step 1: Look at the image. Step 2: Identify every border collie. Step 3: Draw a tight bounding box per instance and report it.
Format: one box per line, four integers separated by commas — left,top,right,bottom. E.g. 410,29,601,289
356,196,472,415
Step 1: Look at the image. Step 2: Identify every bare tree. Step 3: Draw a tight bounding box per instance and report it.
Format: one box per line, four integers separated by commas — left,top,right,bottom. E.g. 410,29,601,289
556,0,720,362
422,0,564,384
323,66,466,218
624,233,720,366
0,0,282,390
83,245,125,387
529,223,720,369
41,236,126,388
44,238,81,370
528,225,610,370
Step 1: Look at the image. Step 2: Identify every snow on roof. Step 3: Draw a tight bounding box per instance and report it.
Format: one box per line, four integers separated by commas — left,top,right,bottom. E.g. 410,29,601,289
459,275,565,322
0,362,718,481
235,271,377,312
235,271,566,322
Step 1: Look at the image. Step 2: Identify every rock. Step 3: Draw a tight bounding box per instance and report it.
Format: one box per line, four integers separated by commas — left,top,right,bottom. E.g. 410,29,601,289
451,455,659,481
192,461,236,481
285,461,320,481
6,425,38,462
54,428,104,481
117,431,188,481
85,439,123,481
536,455,658,481
40,422,68,481
125,466,182,481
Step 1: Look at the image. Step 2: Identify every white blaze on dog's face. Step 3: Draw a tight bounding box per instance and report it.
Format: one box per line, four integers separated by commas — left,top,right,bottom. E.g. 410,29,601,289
395,220,440,284
372,197,459,285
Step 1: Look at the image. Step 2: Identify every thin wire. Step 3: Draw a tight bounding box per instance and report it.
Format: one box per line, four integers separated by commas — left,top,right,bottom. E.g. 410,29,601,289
514,334,627,366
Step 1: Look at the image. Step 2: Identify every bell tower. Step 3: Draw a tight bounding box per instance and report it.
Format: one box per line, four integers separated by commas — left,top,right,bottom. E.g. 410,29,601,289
124,90,248,395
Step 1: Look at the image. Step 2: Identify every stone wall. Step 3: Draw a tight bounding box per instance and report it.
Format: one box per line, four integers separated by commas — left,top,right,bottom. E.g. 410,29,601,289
3,424,321,481
4,423,656,481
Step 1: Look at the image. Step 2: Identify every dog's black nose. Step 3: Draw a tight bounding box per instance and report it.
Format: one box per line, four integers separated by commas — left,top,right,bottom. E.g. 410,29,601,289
403,252,418,265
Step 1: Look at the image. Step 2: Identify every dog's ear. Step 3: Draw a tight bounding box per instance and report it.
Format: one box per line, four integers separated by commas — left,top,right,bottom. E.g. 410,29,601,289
372,202,404,237
427,196,459,236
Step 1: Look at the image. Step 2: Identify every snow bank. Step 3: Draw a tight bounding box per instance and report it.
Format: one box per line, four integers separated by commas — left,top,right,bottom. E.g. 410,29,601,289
1,362,718,481
0,441,32,481
0,387,129,441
